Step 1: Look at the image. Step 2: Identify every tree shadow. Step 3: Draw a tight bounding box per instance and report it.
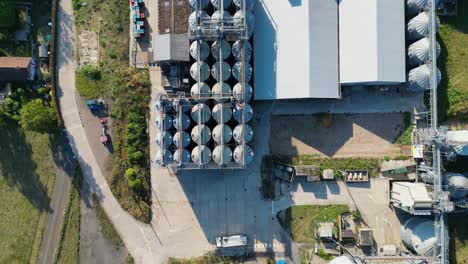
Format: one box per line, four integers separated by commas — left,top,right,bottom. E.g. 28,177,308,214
436,32,450,122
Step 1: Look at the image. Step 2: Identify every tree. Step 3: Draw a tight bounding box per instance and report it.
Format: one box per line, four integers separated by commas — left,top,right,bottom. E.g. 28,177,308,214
19,99,57,134
0,0,15,29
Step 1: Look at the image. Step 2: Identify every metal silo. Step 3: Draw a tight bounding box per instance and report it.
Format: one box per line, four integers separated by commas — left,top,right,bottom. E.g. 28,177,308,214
232,62,252,82
211,10,232,25
156,132,173,148
212,103,232,123
211,40,231,61
401,217,436,256
191,82,211,99
234,10,255,37
407,64,441,93
211,61,231,82
190,40,210,61
233,103,253,123
191,103,211,124
156,150,173,165
189,0,209,9
408,37,441,66
189,11,210,30
233,124,253,143
155,99,173,113
233,145,254,165
233,0,255,10
406,0,428,17
173,131,191,148
233,82,253,102
156,114,173,130
172,113,191,130
191,124,212,144
210,0,231,10
191,145,212,164
407,12,439,42
232,40,252,62
212,124,233,144
444,173,468,200
174,149,191,164
190,61,210,82
213,145,233,165
212,82,232,102
171,99,191,113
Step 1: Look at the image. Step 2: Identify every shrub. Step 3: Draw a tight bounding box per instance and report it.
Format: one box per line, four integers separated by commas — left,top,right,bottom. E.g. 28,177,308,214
3,97,19,113
42,72,52,82
37,87,50,95
19,99,58,134
125,168,137,181
128,151,144,164
107,49,117,59
79,65,101,80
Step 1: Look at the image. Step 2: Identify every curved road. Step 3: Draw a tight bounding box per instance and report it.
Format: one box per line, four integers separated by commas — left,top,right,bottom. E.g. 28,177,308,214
56,0,163,263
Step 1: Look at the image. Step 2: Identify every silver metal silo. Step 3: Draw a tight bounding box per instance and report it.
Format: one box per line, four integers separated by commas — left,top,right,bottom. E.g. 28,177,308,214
191,103,211,124
233,0,255,10
407,64,441,93
173,131,191,148
407,12,440,42
172,113,191,130
156,150,174,165
234,10,255,37
156,132,173,148
213,145,233,165
190,40,210,61
211,40,231,61
401,217,436,257
233,103,253,123
191,145,212,164
232,62,252,82
156,114,173,130
210,0,231,9
443,173,468,200
212,82,232,102
232,40,252,62
408,37,441,66
212,124,233,144
406,0,428,17
233,145,254,165
233,124,253,143
189,11,210,30
233,82,253,102
189,0,209,9
191,82,211,100
191,124,212,144
211,61,231,81
211,10,232,25
212,103,232,123
190,61,210,82
174,149,191,164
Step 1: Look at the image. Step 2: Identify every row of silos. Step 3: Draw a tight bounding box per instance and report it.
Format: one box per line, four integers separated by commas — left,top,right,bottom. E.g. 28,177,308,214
189,0,255,10
406,0,442,92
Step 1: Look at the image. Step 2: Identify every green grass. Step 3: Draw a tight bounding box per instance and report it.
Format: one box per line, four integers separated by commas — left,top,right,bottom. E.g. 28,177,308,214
75,70,103,99
0,120,56,263
449,215,468,264
167,253,250,264
394,113,413,145
437,2,468,122
277,205,350,243
290,156,381,178
92,195,124,248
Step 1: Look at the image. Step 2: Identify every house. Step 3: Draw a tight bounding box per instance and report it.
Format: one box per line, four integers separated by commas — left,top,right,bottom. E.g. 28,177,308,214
0,57,36,82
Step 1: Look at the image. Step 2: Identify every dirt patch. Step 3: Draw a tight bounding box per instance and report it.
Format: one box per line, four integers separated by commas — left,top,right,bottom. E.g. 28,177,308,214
79,30,99,67
270,113,407,158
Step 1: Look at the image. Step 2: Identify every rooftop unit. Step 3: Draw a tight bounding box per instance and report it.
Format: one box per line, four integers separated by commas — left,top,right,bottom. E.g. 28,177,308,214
391,182,433,215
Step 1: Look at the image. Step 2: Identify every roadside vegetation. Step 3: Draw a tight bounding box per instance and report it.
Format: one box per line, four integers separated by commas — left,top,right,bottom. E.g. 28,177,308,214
92,194,124,248
73,0,152,222
167,253,271,264
291,156,381,178
394,112,413,145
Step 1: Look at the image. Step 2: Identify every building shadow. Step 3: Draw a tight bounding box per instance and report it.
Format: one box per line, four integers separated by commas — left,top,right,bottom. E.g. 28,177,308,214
288,0,302,7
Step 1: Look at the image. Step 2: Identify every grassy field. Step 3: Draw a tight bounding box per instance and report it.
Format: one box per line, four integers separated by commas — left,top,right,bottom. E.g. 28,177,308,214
394,113,413,145
437,2,468,122
291,156,381,178
277,205,350,243
0,121,56,263
75,70,103,99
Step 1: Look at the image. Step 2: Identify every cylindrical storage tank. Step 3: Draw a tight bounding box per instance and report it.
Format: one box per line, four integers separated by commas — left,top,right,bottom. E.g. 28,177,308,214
329,256,355,264
232,62,252,82
189,0,209,9
401,217,436,256
212,124,233,144
210,0,231,9
233,0,254,10
190,61,210,82
156,114,173,130
408,37,441,66
191,145,212,164
233,103,253,123
444,173,468,200
213,145,233,165
155,150,173,165
155,99,173,113
173,149,191,164
232,40,252,62
171,99,191,113
191,124,212,144
212,82,232,102
173,131,191,148
407,64,441,92
406,0,428,17
234,10,255,37
190,82,211,99
453,145,468,156
211,61,231,81
189,11,210,30
172,113,191,130
408,12,440,41
211,10,232,24
190,40,210,61
212,103,232,123
211,40,231,61
156,132,173,148
233,124,253,143
233,145,254,165
191,103,211,124
233,82,253,102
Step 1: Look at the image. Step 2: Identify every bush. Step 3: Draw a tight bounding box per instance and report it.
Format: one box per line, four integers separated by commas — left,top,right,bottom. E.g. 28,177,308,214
76,67,102,99
79,65,101,80
19,99,58,134
37,87,50,95
3,97,19,113
128,151,144,164
107,49,117,59
42,72,52,82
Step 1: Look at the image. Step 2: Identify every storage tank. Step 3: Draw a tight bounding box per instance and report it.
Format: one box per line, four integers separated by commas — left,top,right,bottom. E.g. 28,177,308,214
233,82,253,102
232,62,252,82
155,132,173,148
173,149,191,164
453,145,468,156
233,0,254,10
191,145,212,164
191,82,211,99
211,61,231,82
173,131,191,148
212,103,232,123
407,12,440,42
233,145,254,165
212,82,232,102
408,37,441,66
211,10,232,24
212,124,233,144
156,114,173,130
190,40,210,61
233,103,253,123
329,256,355,264
190,61,210,82
171,99,191,113
189,11,210,30
191,124,212,144
407,64,441,92
234,10,255,37
155,150,173,165
172,113,191,130
189,0,209,9
213,145,233,165
191,103,211,124
406,0,428,17
232,40,252,62
155,99,173,113
401,217,436,256
210,0,231,9
211,40,231,61
444,173,468,200
233,124,253,143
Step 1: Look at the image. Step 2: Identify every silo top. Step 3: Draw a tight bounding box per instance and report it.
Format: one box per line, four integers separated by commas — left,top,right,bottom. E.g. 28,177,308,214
232,40,252,62
191,145,212,164
156,132,173,148
172,113,191,130
189,11,210,28
212,146,233,165
233,145,254,165
233,124,253,143
211,40,231,61
212,124,233,143
233,82,253,102
190,61,210,82
191,82,211,99
233,0,254,9
232,62,252,82
191,103,211,123
156,150,173,165
212,103,232,123
212,82,232,100
191,124,212,144
190,40,210,61
233,103,253,123
189,0,209,9
156,114,173,130
211,10,232,24
173,131,191,148
210,0,232,10
173,149,191,164
211,61,232,82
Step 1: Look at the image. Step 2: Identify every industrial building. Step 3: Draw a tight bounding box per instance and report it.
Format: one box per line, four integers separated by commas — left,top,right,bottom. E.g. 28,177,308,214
391,182,433,215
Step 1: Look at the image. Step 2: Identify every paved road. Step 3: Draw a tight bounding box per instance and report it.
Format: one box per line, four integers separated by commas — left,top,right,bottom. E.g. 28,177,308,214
38,136,74,264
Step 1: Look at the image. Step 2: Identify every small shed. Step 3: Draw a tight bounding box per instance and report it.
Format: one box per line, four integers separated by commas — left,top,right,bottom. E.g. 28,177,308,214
294,165,320,181
317,222,335,239
359,229,373,247
39,45,49,58
322,169,334,180
153,34,190,62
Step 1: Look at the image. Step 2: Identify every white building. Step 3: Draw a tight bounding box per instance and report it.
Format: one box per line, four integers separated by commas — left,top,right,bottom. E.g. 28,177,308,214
391,182,433,215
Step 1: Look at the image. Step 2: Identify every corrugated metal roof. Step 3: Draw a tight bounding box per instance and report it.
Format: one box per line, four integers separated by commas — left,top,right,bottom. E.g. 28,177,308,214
153,34,189,62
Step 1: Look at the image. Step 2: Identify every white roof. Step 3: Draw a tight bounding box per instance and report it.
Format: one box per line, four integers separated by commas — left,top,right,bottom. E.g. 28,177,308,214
339,0,406,85
254,0,340,100
216,235,247,248
392,182,432,208
447,130,468,144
